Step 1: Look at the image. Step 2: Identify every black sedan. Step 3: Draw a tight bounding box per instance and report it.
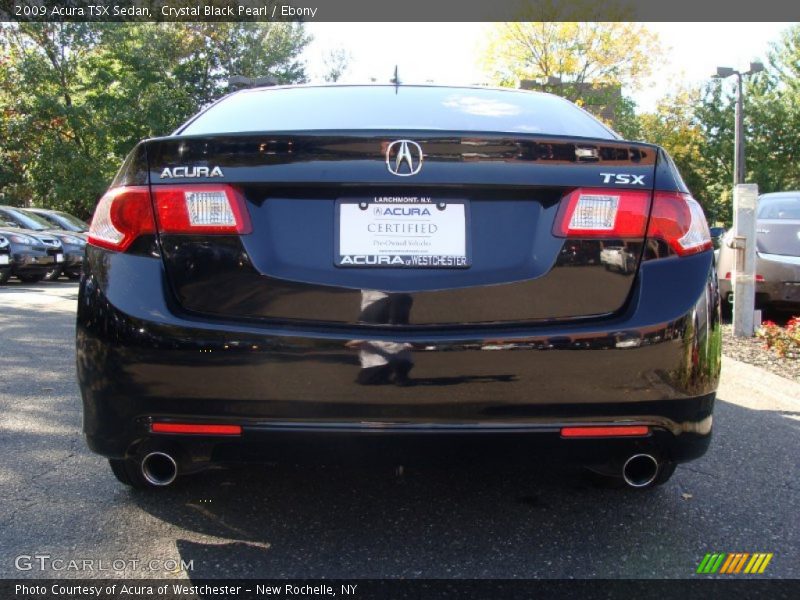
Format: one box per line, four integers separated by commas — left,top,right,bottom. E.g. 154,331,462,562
0,219,62,284
77,85,720,490
0,206,85,279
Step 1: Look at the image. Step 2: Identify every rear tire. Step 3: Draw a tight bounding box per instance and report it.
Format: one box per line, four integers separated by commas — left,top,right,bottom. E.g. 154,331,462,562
0,270,10,284
108,458,157,490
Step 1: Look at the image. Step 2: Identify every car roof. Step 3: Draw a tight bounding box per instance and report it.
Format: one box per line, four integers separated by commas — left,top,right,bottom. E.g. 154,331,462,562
760,191,800,198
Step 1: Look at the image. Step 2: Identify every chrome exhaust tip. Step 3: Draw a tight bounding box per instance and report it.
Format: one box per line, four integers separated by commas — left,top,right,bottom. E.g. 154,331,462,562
622,453,659,488
141,451,178,487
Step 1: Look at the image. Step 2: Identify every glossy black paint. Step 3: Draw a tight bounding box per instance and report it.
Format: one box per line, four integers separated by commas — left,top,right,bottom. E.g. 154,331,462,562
77,86,720,474
77,244,720,465
147,132,656,188
151,133,657,324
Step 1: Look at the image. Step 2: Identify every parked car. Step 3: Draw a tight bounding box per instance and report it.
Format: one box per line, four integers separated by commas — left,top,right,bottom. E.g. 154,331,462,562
710,226,726,250
717,191,800,315
0,206,85,280
600,244,637,274
0,230,10,281
77,84,720,490
0,218,63,284
25,208,89,234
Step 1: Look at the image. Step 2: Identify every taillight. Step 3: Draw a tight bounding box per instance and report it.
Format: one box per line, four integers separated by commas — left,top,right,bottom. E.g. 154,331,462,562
647,192,712,256
88,186,155,252
553,188,713,257
153,185,251,234
553,188,650,238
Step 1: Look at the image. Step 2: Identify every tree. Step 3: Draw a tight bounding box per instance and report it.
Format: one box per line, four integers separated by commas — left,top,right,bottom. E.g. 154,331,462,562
0,22,310,217
656,24,800,224
483,21,661,102
637,88,721,220
321,47,350,83
0,23,108,216
746,25,800,193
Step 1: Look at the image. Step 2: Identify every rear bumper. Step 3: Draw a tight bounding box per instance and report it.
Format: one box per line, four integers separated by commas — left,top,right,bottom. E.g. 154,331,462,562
718,253,800,308
77,247,721,465
719,281,800,308
11,251,55,274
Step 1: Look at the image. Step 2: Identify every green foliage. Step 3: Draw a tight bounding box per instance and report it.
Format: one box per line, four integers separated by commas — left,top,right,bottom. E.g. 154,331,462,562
636,24,800,225
482,21,662,102
484,21,800,227
0,22,309,218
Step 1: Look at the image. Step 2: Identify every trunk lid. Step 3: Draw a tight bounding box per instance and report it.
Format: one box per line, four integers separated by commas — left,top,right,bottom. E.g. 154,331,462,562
758,219,800,257
147,132,657,327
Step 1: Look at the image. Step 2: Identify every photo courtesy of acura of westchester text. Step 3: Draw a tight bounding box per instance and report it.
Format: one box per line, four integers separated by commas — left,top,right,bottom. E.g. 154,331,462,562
0,0,799,596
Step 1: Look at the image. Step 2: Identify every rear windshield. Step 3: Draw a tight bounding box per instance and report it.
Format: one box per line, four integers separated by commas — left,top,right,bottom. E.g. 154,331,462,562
758,196,800,220
179,85,616,139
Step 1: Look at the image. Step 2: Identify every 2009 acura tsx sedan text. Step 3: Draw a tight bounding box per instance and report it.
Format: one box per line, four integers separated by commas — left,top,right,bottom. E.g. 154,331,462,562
76,85,721,490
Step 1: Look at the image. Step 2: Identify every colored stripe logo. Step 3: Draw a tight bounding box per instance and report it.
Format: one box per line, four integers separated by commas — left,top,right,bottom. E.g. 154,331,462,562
697,553,773,574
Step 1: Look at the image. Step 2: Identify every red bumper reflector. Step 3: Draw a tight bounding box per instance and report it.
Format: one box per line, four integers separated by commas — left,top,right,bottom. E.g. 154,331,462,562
560,425,649,438
151,423,242,436
725,272,764,281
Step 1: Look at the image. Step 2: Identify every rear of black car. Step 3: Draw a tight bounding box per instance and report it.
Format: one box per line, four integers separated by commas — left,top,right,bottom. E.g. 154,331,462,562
76,85,720,489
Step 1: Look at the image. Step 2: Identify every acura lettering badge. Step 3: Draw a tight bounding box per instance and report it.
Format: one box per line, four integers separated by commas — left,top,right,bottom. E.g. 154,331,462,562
386,140,423,177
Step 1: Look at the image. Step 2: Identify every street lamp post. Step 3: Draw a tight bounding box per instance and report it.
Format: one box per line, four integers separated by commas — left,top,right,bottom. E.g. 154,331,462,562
714,62,764,337
714,62,764,186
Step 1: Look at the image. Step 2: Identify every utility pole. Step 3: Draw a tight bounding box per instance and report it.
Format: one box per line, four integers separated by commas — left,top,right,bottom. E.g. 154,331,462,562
734,72,745,186
714,63,764,336
730,185,758,337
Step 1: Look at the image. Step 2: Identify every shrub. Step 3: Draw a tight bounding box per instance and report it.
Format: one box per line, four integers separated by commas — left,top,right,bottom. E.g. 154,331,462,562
756,318,800,358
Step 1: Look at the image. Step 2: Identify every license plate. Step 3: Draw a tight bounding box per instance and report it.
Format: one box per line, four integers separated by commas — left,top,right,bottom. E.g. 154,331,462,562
0,255,8,265
56,253,64,263
336,198,470,268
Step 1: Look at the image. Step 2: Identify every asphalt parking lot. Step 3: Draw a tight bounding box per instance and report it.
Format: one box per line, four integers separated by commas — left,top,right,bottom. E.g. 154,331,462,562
0,281,798,580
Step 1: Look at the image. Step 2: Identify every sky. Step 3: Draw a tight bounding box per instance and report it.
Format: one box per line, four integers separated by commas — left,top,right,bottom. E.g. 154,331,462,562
303,22,793,113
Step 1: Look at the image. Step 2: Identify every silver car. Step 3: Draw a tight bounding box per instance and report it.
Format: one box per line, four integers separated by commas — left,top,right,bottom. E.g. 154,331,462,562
717,191,800,313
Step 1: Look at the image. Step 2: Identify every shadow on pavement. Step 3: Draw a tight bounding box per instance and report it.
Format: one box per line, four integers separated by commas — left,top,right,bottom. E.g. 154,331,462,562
118,399,800,579
1,281,797,579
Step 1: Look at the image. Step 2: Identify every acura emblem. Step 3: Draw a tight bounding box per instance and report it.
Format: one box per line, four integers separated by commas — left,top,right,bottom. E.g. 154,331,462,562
386,140,423,176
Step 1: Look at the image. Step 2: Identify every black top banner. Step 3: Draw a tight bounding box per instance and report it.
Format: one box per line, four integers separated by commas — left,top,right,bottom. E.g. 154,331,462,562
1,0,799,22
